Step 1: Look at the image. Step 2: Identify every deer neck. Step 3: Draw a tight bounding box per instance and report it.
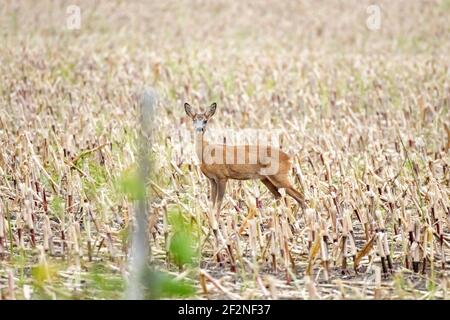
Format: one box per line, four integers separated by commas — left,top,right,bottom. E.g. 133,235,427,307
194,132,208,164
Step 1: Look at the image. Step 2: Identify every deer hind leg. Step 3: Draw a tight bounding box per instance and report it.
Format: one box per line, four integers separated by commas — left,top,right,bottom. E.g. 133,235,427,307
261,178,281,199
285,186,307,209
209,178,217,209
266,175,306,209
215,179,227,220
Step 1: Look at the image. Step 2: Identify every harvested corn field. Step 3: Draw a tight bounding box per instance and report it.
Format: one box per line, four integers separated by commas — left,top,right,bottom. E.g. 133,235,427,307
0,0,449,300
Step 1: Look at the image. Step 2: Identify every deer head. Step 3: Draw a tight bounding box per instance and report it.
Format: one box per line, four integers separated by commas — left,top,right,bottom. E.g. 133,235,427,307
184,102,217,133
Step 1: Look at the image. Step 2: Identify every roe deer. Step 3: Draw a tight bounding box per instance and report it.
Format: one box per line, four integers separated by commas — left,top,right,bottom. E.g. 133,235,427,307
184,102,306,220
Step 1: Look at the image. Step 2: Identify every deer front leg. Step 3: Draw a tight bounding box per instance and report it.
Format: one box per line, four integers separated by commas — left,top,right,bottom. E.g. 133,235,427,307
209,178,217,209
215,179,227,221
210,178,227,265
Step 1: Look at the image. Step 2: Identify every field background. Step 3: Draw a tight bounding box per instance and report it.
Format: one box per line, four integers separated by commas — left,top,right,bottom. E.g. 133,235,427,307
0,0,449,299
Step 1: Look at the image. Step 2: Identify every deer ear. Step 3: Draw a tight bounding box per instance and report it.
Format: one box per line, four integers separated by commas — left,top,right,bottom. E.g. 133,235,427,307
205,102,217,118
184,102,194,118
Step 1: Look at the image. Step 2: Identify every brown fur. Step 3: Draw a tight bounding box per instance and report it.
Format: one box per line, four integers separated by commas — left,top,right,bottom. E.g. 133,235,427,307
185,102,306,218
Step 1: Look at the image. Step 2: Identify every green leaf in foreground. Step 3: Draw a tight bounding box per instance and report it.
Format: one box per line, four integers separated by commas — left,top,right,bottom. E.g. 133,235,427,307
143,270,196,299
167,206,198,268
86,264,125,299
116,167,146,201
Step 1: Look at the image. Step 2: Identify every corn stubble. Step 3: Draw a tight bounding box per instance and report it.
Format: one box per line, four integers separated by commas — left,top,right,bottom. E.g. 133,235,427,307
0,0,449,299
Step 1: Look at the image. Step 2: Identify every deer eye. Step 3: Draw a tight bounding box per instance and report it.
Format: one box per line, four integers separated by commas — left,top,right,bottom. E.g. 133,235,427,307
203,120,207,124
